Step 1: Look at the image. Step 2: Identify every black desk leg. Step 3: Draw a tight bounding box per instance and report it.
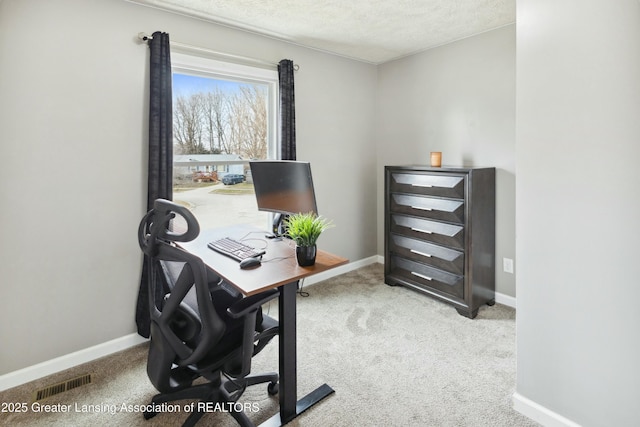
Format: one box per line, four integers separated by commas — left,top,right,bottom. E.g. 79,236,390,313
279,280,298,420
260,281,334,426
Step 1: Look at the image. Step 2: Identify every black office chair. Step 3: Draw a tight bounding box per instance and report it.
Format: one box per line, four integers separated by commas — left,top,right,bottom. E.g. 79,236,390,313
138,199,279,427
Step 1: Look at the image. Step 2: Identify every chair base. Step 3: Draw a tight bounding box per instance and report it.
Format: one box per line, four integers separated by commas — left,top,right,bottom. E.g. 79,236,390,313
144,372,279,427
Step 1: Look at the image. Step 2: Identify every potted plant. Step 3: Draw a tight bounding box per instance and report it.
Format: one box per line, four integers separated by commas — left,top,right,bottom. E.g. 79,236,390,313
284,212,334,266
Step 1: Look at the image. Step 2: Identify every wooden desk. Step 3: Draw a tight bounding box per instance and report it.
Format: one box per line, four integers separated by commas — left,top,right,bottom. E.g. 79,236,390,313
180,224,348,426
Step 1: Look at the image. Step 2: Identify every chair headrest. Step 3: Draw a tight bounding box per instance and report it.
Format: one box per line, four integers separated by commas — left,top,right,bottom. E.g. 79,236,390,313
152,199,200,242
138,199,200,255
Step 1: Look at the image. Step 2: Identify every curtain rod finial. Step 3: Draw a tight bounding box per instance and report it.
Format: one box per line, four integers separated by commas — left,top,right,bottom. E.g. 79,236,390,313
138,32,153,42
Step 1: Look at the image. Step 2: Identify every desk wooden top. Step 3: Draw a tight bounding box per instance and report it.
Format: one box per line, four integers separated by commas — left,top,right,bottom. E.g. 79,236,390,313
179,224,349,296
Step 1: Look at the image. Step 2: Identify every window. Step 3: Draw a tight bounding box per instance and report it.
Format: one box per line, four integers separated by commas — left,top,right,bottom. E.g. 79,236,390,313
171,52,279,231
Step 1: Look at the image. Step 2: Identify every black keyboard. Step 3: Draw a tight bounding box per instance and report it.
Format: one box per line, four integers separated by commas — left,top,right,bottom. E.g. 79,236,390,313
207,237,266,262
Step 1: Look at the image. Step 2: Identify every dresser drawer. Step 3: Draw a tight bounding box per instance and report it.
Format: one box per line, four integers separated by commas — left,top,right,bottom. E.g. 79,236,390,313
390,214,465,250
389,172,465,199
388,234,464,275
390,194,465,224
390,256,464,299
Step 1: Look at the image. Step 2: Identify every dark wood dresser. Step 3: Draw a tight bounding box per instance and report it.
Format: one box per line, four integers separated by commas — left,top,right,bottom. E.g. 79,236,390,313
384,165,496,318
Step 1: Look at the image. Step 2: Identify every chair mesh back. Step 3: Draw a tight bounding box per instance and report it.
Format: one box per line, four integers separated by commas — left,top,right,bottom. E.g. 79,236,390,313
138,199,228,390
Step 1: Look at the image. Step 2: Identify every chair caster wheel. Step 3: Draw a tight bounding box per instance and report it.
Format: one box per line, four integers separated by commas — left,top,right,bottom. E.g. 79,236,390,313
143,410,157,420
268,381,279,395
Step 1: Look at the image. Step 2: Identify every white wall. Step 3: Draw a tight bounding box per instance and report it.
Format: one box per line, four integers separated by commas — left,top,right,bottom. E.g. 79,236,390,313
515,1,640,425
0,0,377,375
376,25,517,297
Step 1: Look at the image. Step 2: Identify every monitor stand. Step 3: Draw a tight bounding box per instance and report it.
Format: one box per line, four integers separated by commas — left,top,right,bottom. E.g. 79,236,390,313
271,213,289,239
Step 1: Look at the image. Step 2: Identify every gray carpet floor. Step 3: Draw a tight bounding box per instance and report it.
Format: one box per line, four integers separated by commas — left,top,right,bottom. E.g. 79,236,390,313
1,264,538,426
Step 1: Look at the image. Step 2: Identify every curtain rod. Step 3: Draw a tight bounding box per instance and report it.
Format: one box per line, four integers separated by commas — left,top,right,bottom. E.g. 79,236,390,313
137,32,299,71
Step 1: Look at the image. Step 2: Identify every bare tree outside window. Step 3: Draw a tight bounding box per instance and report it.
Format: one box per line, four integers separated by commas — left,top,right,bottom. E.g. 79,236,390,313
229,86,268,160
202,89,227,154
173,77,268,159
174,93,206,154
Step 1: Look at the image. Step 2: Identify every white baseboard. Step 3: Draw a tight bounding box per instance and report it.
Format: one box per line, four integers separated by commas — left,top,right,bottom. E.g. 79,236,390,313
495,291,516,308
0,333,148,392
513,392,582,427
0,256,378,392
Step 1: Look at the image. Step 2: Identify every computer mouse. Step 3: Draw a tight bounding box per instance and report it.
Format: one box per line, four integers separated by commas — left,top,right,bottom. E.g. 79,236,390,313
239,257,262,269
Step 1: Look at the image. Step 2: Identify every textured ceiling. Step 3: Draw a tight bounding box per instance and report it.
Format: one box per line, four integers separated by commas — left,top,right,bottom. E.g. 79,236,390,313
130,0,515,64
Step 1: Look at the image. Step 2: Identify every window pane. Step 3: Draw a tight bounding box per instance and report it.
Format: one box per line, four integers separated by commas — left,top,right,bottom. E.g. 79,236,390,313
171,71,273,231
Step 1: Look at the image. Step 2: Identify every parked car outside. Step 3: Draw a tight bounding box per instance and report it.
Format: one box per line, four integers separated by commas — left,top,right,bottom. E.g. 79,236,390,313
222,174,245,185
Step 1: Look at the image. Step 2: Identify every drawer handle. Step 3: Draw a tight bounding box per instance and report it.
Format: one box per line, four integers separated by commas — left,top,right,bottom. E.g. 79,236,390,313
411,272,433,281
411,183,433,188
411,227,433,234
411,205,433,211
410,249,432,258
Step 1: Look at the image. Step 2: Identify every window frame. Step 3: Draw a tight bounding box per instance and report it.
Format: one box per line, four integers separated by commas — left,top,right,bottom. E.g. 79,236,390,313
170,51,280,161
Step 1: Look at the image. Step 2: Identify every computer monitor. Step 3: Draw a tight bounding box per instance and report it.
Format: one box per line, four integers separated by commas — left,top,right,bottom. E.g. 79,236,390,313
249,160,318,235
250,160,318,215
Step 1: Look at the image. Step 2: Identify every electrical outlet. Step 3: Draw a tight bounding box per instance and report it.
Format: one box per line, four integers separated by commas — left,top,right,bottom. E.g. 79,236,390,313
503,258,514,274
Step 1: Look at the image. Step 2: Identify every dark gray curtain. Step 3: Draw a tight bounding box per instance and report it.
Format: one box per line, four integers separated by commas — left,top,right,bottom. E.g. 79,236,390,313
136,31,173,338
278,59,296,160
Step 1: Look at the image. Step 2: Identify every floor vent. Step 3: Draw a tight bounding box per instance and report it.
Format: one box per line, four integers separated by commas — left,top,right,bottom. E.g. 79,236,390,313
33,373,92,401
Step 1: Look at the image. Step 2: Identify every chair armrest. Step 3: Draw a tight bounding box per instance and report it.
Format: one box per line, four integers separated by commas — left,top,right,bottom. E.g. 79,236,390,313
226,289,279,319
